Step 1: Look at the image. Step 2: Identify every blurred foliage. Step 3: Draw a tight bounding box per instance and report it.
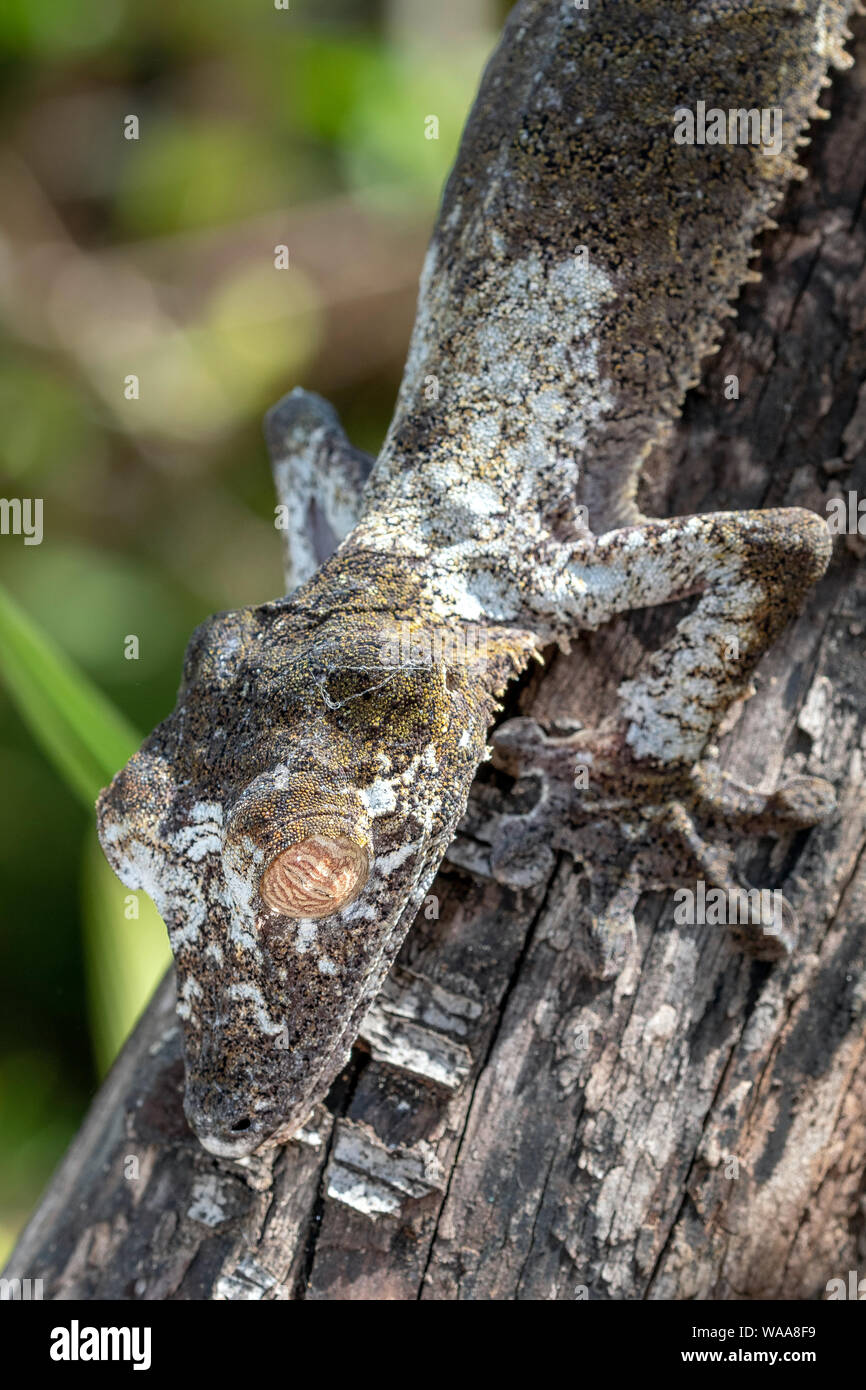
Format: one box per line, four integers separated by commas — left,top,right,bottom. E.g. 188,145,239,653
0,0,513,1264
0,584,140,805
82,832,171,1077
0,582,172,1077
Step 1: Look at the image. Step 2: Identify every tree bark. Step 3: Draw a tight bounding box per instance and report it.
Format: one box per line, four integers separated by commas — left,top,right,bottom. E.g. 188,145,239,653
6,17,866,1303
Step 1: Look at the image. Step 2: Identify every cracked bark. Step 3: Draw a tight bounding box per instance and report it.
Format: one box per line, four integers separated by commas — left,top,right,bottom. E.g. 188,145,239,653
5,20,866,1303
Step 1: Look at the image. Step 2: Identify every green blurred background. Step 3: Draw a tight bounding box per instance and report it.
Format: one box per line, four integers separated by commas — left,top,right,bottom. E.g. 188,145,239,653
0,0,515,1263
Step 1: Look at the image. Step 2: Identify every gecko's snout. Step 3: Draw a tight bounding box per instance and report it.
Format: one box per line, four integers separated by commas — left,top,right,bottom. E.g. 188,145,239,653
184,1086,280,1158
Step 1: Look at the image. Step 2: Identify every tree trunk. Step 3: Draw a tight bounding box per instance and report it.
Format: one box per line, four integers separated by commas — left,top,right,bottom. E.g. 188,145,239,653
6,16,866,1303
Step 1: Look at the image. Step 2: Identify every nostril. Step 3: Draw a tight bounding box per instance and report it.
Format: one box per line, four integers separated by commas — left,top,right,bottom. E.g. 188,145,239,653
230,1116,252,1133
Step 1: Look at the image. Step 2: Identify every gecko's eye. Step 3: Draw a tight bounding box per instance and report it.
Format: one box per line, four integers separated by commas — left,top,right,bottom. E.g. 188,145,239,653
260,835,369,919
222,769,374,924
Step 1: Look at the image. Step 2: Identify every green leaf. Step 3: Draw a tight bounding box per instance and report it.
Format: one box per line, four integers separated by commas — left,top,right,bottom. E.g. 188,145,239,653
0,584,140,808
81,833,171,1076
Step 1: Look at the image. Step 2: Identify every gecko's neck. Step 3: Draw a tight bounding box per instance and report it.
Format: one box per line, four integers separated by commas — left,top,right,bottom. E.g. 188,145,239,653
286,537,540,700
356,238,616,548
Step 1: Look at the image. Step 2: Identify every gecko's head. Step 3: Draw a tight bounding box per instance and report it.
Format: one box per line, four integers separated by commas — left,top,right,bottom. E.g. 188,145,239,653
97,595,501,1157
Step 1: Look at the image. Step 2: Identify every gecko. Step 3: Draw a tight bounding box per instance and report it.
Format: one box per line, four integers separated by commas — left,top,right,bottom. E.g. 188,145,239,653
97,0,855,1158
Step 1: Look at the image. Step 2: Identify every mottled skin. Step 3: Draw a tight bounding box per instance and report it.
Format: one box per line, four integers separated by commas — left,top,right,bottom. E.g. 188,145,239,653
98,0,854,1156
99,566,532,1156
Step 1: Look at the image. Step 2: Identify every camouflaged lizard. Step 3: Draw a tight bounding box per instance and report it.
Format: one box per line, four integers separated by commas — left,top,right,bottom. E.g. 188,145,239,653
97,0,855,1157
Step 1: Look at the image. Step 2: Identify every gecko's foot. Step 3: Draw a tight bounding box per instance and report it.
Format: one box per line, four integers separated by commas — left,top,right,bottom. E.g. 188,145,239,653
690,762,836,834
486,718,835,969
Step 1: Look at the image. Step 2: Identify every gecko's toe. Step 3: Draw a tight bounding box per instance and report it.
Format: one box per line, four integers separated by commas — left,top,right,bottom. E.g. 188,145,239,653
485,723,818,965
490,825,555,889
659,800,799,962
729,902,798,962
693,763,836,834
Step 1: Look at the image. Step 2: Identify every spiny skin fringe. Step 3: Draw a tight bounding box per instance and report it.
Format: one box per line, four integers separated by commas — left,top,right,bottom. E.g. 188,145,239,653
359,0,857,541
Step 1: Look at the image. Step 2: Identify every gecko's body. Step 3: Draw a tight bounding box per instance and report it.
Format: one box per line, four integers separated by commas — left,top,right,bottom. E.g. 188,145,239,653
98,0,854,1157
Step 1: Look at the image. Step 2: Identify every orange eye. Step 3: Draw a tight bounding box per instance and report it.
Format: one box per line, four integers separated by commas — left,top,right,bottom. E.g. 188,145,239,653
260,835,370,919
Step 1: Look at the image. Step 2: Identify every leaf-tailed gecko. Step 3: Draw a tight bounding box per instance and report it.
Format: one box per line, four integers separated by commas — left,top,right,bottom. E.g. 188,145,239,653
97,0,855,1157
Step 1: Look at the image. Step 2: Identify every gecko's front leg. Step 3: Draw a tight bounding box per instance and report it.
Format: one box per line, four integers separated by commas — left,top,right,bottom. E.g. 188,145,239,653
483,507,835,970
